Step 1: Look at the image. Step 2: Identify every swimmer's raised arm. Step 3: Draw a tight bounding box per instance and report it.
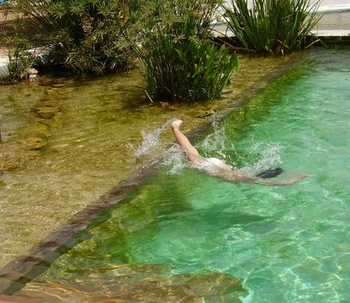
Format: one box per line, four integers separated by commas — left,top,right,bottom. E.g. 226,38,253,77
171,120,203,162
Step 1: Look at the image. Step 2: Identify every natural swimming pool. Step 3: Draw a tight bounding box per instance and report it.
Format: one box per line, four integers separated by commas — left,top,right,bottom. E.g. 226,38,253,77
5,47,350,302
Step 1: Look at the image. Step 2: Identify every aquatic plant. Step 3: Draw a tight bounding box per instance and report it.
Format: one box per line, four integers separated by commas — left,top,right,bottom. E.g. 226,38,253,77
0,29,34,83
129,0,239,102
13,0,139,74
223,0,322,54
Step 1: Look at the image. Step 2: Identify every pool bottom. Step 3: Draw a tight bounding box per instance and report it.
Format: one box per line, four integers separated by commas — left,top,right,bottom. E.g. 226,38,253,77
11,266,248,303
0,164,159,295
1,47,350,303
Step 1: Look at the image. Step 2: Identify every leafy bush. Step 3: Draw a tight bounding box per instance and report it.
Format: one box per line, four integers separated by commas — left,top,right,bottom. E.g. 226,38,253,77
14,0,139,74
0,29,34,83
223,0,322,54
130,0,239,102
7,0,239,100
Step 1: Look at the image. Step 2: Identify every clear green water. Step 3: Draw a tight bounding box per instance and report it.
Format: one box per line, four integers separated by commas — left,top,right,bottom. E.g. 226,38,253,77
0,53,285,271
20,48,350,302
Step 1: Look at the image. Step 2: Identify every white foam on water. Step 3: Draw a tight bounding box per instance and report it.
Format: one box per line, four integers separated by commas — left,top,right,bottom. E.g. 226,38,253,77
135,119,175,158
135,118,188,173
200,121,229,152
161,144,187,175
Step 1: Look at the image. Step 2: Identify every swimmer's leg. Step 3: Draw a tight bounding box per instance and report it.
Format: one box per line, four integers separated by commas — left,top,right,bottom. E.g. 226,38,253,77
171,120,201,162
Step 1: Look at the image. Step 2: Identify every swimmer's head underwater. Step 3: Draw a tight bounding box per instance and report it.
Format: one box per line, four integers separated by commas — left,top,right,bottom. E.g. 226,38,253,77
255,167,284,179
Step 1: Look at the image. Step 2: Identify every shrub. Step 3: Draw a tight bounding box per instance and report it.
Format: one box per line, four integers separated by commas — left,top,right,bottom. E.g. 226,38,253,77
0,29,34,83
223,0,322,54
130,0,239,102
14,0,139,74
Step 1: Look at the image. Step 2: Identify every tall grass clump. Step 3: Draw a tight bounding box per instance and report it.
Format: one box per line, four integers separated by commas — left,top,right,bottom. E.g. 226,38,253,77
223,0,322,54
0,29,34,83
14,0,139,74
130,0,239,102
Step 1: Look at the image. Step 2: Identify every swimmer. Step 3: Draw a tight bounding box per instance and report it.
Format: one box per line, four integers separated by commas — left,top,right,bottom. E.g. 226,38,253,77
171,120,308,186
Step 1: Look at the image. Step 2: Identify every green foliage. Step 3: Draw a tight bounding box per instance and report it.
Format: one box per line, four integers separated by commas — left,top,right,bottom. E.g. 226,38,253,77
8,0,239,100
130,0,239,102
223,0,322,54
0,30,34,83
14,0,139,74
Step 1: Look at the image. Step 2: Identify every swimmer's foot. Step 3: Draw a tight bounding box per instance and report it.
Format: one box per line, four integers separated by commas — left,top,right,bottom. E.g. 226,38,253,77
171,119,183,129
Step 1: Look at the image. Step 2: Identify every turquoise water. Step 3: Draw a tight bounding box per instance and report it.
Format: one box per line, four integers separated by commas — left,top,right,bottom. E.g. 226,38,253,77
19,48,350,302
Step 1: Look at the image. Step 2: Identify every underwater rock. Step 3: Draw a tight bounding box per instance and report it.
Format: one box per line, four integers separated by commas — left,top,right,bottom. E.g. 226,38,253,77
23,137,47,150
0,294,41,303
33,106,60,119
196,109,215,118
0,151,39,171
31,123,51,139
159,102,178,111
38,77,54,86
16,266,248,303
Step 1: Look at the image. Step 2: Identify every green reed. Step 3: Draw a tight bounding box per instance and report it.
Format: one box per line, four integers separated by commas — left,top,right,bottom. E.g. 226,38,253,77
223,0,322,54
0,29,34,83
130,0,239,102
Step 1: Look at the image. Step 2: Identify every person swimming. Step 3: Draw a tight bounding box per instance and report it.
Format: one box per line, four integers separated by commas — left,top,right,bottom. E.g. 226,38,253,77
171,120,308,186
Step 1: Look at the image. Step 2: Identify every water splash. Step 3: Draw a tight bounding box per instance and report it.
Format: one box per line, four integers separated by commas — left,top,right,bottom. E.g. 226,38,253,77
161,144,187,174
135,118,283,176
239,141,283,177
199,121,283,175
198,120,237,167
200,121,232,152
135,118,187,173
135,119,175,158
